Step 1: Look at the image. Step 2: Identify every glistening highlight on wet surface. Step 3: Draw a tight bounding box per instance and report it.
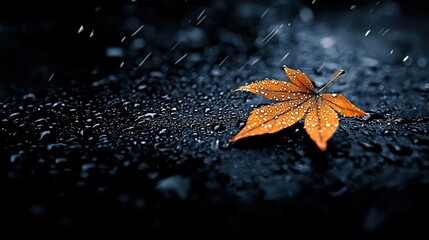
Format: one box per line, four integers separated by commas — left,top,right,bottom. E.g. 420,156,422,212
0,0,428,237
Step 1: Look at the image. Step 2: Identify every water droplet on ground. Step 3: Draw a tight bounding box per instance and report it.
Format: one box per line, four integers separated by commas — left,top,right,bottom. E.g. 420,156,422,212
39,131,51,140
23,93,36,101
213,124,225,132
359,142,382,153
387,144,412,156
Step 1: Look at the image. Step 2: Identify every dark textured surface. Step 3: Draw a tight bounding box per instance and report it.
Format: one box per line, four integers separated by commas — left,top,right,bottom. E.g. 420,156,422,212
1,0,429,237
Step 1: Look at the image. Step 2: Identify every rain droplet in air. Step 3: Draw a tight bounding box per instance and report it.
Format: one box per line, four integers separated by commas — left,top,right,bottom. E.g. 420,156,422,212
403,55,409,62
365,30,371,37
78,25,84,34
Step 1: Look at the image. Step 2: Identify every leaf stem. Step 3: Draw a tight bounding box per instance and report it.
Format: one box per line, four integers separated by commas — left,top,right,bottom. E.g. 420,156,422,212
316,69,345,94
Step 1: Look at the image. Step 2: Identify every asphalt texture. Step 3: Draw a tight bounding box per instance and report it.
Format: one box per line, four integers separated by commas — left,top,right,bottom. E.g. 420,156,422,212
1,0,429,237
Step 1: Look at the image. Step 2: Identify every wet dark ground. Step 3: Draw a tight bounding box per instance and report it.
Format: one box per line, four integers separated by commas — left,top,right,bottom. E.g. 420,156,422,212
1,0,429,237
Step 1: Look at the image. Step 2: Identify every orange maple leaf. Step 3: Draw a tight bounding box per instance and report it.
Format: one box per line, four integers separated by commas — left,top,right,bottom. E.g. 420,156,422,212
229,66,368,151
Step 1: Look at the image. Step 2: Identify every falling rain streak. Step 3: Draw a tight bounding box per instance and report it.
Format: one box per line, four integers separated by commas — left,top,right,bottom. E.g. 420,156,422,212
317,63,325,73
78,25,84,34
260,8,270,18
171,42,180,51
251,58,260,65
131,25,144,37
240,63,248,71
262,24,283,45
219,56,229,66
277,52,290,64
379,28,390,36
403,55,409,62
48,73,55,82
197,9,206,20
365,30,371,37
196,15,206,25
138,52,152,68
196,9,207,25
174,53,188,65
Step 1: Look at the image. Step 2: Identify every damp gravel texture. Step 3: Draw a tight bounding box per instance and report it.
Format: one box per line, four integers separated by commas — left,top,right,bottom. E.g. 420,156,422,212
1,0,429,238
